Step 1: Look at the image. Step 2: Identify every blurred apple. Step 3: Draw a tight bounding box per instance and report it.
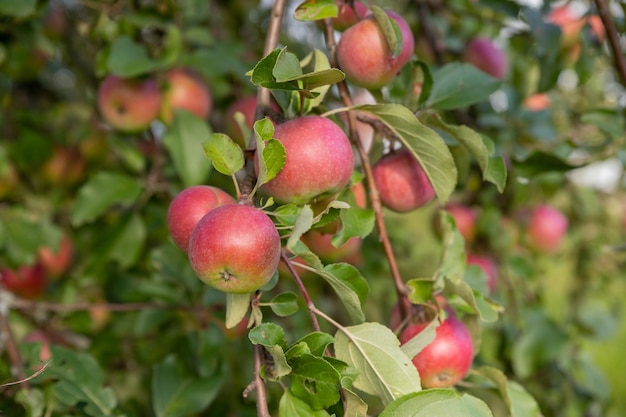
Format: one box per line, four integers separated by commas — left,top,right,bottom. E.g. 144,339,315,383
445,204,478,243
525,204,569,253
547,4,586,48
41,146,86,186
224,95,280,149
38,236,74,279
522,93,550,112
463,37,508,80
467,253,498,293
331,0,368,31
0,263,46,299
160,68,213,125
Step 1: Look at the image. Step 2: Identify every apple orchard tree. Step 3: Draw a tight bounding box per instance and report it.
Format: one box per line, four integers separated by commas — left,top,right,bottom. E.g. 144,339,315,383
1,1,626,416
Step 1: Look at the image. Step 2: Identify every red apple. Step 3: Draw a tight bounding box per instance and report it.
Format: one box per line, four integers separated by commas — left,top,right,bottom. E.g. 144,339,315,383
167,185,235,252
160,68,212,124
587,15,606,43
400,313,474,388
97,74,162,132
41,146,86,186
445,204,478,243
301,231,362,264
547,4,586,47
188,204,281,294
38,236,74,279
463,37,508,80
257,116,354,204
522,93,550,112
337,10,415,89
0,263,46,299
332,0,368,31
467,253,498,293
372,148,435,212
526,204,568,252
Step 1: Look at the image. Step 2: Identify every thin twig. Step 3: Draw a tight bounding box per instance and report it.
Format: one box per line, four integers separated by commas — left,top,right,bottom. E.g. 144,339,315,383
593,0,626,86
0,361,52,389
280,251,321,331
252,345,271,417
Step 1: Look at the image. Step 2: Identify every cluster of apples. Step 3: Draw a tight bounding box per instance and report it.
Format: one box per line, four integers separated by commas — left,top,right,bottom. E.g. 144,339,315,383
97,67,212,132
0,236,74,299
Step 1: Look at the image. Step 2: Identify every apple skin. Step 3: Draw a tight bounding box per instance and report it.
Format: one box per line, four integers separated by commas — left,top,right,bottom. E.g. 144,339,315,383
167,185,235,252
258,116,354,204
400,314,474,388
188,204,281,294
463,37,508,80
0,263,46,299
445,204,478,243
160,68,212,124
467,253,498,293
372,148,435,212
332,0,369,31
526,204,568,253
337,11,414,89
97,75,162,132
38,236,74,279
301,231,362,264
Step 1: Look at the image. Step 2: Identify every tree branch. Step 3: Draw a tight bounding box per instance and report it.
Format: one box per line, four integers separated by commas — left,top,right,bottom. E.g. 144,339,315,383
593,0,626,86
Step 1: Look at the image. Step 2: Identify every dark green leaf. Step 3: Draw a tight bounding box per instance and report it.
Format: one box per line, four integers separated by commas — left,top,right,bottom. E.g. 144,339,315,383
514,151,580,178
274,48,303,82
290,354,342,410
270,292,300,317
0,0,36,17
106,36,163,77
320,263,369,324
286,332,335,358
249,323,292,379
279,390,332,417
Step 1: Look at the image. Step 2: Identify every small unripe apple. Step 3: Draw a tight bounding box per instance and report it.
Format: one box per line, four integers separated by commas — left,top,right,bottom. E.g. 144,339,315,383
188,204,281,294
97,74,162,132
301,231,362,264
400,314,474,388
526,204,568,252
332,0,368,31
372,148,435,212
467,253,498,293
38,236,74,279
167,185,235,252
258,116,354,204
337,10,414,89
0,263,46,299
463,37,508,80
445,204,478,243
160,68,212,124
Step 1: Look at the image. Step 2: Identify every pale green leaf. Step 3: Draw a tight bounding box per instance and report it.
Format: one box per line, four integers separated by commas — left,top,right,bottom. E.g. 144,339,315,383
202,133,245,175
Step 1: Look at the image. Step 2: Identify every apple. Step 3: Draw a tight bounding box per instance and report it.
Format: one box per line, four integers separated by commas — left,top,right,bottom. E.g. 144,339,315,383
332,0,369,31
97,74,162,132
400,313,474,388
0,263,46,299
467,253,498,293
257,116,354,204
463,37,508,80
160,68,213,124
41,146,86,186
188,204,281,294
372,148,435,212
301,231,362,264
337,10,415,89
547,4,586,48
522,93,550,112
587,15,605,43
38,235,74,279
224,96,281,149
526,204,568,253
445,204,478,243
167,185,235,252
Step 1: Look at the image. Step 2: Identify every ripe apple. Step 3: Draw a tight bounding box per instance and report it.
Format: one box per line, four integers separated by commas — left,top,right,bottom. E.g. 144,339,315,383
445,204,478,243
332,0,369,31
0,263,46,299
400,313,474,388
224,96,281,149
188,204,281,294
372,148,435,212
463,37,508,80
38,236,74,279
526,204,568,253
257,116,354,204
41,146,86,186
167,185,235,252
301,231,362,264
97,74,162,132
160,68,213,124
337,10,414,89
467,253,498,293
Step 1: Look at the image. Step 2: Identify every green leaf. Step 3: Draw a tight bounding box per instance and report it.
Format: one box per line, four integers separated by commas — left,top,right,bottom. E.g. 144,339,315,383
319,263,369,324
415,60,434,107
279,390,332,417
0,0,36,17
256,137,286,187
303,49,336,112
254,117,276,142
484,156,507,193
353,104,457,203
333,191,375,246
225,293,250,329
249,323,292,380
471,367,542,417
270,292,300,317
202,133,245,176
334,322,421,405
514,151,580,178
379,388,494,417
444,278,498,322
434,211,467,282
152,355,223,417
15,388,45,417
163,109,213,187
0,210,62,266
286,332,335,358
71,172,142,226
343,388,369,417
106,36,163,77
399,317,438,360
371,6,401,57
290,354,342,410
274,48,304,82
287,205,314,249
426,63,503,110
108,213,146,268
294,0,338,21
